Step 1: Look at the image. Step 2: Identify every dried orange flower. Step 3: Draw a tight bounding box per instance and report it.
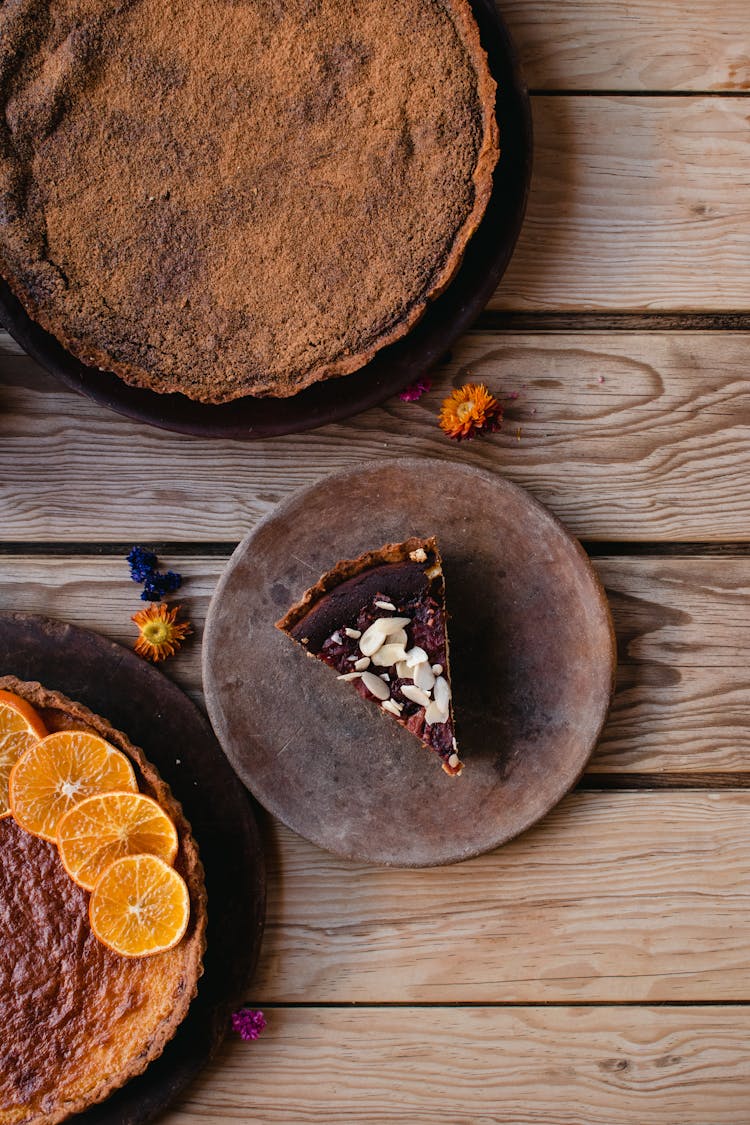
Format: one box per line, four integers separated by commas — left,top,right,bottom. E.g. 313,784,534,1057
132,604,191,663
438,382,503,441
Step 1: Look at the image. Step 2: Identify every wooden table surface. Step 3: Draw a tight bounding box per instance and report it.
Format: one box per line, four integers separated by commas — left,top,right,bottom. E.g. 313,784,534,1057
2,3,750,1122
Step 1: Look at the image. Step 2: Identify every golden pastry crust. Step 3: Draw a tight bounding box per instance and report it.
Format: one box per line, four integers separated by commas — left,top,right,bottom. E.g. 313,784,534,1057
0,0,498,402
0,676,207,1125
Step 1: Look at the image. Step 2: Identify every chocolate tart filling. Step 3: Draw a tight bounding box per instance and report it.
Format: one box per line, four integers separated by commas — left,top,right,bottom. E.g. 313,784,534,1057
277,538,462,775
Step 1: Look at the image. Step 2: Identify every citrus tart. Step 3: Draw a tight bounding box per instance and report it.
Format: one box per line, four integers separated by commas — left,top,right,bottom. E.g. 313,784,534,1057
276,536,463,776
0,676,206,1125
0,0,499,402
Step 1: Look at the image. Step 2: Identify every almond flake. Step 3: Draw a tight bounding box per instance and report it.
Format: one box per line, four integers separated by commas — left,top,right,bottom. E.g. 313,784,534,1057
401,684,431,708
413,662,435,692
375,600,397,611
345,627,362,639
381,698,403,716
425,700,448,725
371,643,408,668
448,753,460,768
354,657,371,671
431,663,443,676
395,660,412,680
359,616,411,656
361,671,390,700
330,631,343,644
405,646,429,667
433,675,451,711
337,671,361,682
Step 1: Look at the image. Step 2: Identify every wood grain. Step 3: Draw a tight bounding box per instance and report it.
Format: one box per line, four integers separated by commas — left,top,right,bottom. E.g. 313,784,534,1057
3,331,750,541
253,792,750,1003
493,97,750,311
163,1006,750,1125
503,0,750,92
0,553,749,776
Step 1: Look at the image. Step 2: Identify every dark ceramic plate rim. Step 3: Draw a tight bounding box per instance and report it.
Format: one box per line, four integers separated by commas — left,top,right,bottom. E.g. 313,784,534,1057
202,458,617,867
0,0,532,439
0,612,266,1125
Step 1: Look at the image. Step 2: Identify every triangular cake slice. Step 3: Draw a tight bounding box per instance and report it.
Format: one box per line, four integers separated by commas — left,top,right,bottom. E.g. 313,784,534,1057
276,537,463,776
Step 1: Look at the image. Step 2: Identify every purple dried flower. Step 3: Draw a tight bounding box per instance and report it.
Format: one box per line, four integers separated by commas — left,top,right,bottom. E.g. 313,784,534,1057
398,377,431,402
231,1008,267,1042
127,546,158,583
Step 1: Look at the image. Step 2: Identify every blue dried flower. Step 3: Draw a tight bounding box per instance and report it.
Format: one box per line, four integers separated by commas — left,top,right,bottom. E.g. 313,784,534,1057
140,570,183,602
127,546,158,583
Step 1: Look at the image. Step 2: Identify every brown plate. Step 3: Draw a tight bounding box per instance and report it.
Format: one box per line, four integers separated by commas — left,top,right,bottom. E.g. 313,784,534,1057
0,612,265,1125
0,0,531,439
203,459,616,867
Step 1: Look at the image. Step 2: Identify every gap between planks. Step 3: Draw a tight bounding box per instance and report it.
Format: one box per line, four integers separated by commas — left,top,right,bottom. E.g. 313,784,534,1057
3,541,750,557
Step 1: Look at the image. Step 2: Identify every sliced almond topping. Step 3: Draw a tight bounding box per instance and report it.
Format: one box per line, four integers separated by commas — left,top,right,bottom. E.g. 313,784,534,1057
337,671,362,682
424,700,448,725
433,675,451,711
395,660,412,680
361,671,390,700
359,617,411,657
401,684,431,708
370,643,409,668
385,628,408,647
413,662,435,692
330,631,343,644
431,663,443,676
422,697,445,724
448,753,461,768
405,646,429,667
381,699,403,717
374,600,397,612
354,657,371,671
345,627,362,639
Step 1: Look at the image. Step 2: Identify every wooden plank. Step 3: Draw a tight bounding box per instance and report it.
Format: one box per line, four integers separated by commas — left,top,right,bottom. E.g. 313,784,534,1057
493,97,750,312
3,331,750,541
596,557,750,773
0,553,749,776
254,792,750,1003
163,1006,750,1125
503,0,750,92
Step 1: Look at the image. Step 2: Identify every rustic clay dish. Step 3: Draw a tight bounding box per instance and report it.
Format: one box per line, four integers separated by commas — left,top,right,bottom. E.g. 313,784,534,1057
203,459,616,867
0,612,265,1125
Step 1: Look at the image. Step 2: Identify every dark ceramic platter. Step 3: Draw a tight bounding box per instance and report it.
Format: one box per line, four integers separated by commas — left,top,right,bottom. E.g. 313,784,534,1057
0,0,531,439
0,613,265,1125
202,459,617,867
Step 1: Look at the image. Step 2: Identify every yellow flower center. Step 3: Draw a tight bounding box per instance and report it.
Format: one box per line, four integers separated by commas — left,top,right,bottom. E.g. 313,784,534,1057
456,399,476,422
142,619,171,645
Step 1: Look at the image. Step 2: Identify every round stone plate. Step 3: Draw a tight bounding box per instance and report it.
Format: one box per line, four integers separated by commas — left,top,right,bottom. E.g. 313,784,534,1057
203,458,616,867
0,612,265,1125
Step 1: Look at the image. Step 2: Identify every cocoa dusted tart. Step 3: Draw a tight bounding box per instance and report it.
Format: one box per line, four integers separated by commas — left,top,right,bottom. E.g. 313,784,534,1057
276,537,463,776
0,677,207,1125
0,0,498,403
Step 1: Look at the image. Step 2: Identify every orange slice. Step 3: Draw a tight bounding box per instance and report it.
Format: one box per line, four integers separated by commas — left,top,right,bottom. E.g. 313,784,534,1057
57,790,179,890
9,730,137,840
89,854,190,957
0,690,47,818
